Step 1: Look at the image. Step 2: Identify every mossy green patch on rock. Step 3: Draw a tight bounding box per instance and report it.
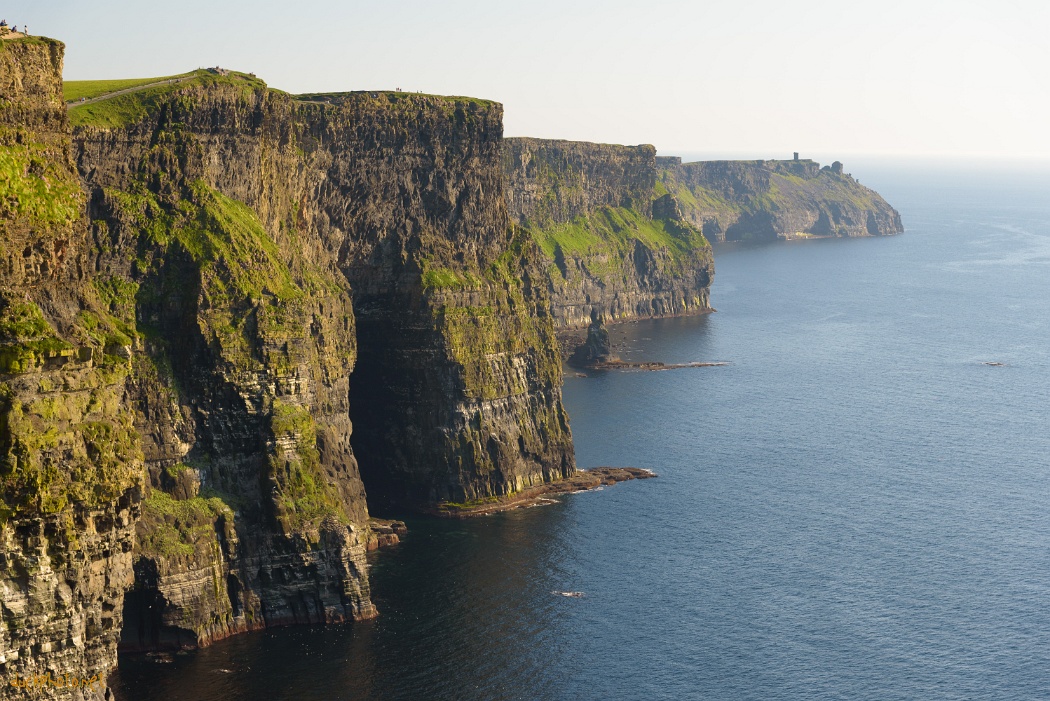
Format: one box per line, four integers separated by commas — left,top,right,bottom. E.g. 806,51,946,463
421,265,485,291
0,298,52,342
0,297,75,373
0,131,84,228
137,488,231,559
532,205,709,280
267,399,350,534
430,227,562,400
0,366,143,528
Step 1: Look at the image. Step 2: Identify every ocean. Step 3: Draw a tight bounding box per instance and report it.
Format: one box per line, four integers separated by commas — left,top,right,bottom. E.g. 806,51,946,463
113,161,1050,700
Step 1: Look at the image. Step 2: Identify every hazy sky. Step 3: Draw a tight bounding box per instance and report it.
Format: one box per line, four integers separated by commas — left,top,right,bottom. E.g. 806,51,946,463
12,1,1050,160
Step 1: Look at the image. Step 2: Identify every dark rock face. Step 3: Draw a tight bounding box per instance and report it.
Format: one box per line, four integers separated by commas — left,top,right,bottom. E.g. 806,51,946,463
658,158,904,242
75,87,376,657
299,96,576,510
502,137,657,223
503,138,715,329
651,193,683,222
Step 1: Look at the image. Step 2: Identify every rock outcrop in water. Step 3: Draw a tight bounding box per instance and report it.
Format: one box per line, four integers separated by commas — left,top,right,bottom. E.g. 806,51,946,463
1,39,574,699
655,156,903,242
569,312,616,366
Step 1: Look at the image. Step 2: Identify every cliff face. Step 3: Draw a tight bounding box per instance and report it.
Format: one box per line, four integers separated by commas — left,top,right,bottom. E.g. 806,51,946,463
2,42,575,699
73,77,377,659
0,38,143,701
503,138,714,329
503,137,658,223
71,79,574,647
298,96,575,510
656,156,904,242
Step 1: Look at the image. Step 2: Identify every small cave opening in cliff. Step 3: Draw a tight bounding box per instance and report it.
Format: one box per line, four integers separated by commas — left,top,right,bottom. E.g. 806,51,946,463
119,586,164,652
119,559,196,653
227,575,243,617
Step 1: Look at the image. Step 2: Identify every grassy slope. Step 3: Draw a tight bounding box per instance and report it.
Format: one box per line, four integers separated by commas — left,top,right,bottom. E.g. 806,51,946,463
63,73,189,102
657,168,743,225
67,70,268,128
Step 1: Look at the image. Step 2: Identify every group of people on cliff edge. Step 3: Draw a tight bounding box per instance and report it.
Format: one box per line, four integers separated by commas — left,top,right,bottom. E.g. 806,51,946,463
0,19,28,36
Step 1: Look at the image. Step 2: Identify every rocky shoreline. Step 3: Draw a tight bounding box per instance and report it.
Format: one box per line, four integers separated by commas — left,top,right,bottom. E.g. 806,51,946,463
564,312,727,372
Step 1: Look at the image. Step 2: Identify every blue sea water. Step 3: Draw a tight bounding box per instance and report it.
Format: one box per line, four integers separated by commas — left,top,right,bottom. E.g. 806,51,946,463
114,162,1050,700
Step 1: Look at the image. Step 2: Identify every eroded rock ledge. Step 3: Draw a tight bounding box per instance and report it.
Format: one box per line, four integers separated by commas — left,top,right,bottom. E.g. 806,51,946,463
431,467,657,517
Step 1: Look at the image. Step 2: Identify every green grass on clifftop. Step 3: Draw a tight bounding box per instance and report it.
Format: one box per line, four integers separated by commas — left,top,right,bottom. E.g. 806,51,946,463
295,90,497,116
297,90,495,105
67,70,267,129
0,35,62,50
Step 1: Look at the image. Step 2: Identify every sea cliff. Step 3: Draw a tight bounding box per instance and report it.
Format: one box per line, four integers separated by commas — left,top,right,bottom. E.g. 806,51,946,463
0,35,907,701
500,140,902,330
655,156,903,242
0,36,144,701
1,40,574,700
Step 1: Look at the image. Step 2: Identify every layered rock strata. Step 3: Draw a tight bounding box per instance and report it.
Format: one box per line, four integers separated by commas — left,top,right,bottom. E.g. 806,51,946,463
72,78,574,643
0,37,143,701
